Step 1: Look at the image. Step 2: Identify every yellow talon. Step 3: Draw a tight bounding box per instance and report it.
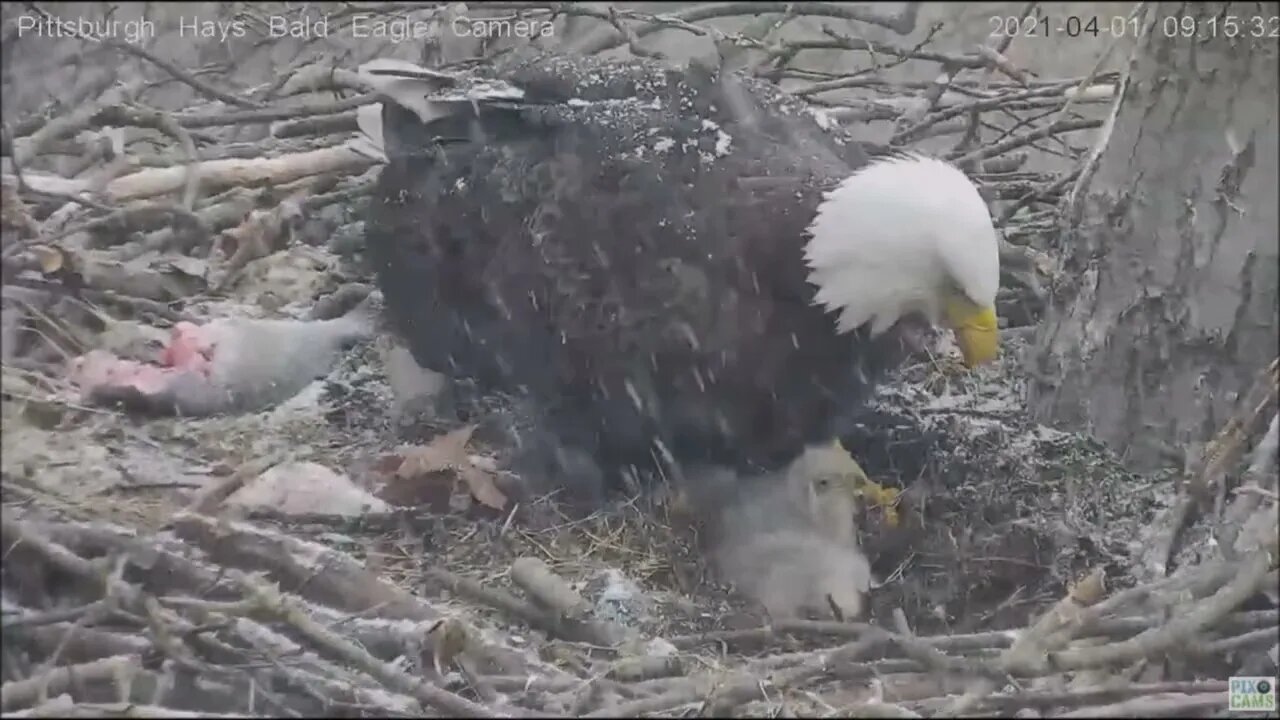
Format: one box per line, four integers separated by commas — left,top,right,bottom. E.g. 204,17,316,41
854,477,902,528
824,439,902,528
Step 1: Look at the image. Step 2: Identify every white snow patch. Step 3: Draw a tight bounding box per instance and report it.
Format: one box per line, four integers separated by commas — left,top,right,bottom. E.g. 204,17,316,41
592,568,653,625
809,107,834,131
1033,425,1070,442
714,129,733,157
645,637,679,657
653,137,675,153
318,532,358,546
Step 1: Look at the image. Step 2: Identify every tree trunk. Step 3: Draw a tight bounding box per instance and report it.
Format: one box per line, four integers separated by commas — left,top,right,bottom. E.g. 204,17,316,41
1027,2,1279,472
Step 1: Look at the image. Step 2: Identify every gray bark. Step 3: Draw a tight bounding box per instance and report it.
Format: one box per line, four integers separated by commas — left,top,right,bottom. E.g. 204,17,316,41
1028,2,1279,471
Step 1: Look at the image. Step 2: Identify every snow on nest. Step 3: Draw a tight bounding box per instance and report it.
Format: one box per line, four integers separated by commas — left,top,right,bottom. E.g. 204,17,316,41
874,362,1023,431
867,331,1068,463
697,118,734,157
713,128,733,157
808,107,835,131
853,335,1169,629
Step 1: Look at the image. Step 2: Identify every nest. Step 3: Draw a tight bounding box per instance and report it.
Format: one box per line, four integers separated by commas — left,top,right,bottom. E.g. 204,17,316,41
3,3,1278,717
2,356,1277,717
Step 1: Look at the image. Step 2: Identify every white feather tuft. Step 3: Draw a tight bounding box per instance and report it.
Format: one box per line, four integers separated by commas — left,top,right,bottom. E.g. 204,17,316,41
350,103,387,163
803,154,1000,335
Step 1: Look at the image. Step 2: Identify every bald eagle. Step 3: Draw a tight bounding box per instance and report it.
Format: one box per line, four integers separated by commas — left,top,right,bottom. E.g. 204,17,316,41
362,53,1000,492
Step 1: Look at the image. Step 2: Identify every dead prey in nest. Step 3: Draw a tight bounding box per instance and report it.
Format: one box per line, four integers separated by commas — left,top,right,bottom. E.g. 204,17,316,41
65,295,377,417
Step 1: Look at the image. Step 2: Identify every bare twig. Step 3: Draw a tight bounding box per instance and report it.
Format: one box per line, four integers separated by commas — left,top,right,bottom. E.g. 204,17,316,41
177,93,379,130
1052,549,1275,671
1057,692,1227,718
950,118,1101,166
892,81,1079,146
574,2,920,55
88,105,202,209
0,655,141,712
1146,358,1279,578
233,571,501,718
1062,9,1145,225
604,6,663,59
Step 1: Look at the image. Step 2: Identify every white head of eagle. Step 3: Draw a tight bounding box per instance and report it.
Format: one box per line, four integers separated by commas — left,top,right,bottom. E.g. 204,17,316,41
803,154,1001,367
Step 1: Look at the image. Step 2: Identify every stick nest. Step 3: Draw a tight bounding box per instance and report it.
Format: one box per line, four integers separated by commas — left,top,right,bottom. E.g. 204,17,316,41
3,3,1278,717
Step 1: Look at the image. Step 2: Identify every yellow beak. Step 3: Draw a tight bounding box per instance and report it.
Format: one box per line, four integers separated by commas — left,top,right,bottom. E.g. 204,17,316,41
944,301,999,367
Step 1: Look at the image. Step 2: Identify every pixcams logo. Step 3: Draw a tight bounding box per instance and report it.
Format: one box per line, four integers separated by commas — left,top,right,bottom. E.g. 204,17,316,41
1229,677,1276,712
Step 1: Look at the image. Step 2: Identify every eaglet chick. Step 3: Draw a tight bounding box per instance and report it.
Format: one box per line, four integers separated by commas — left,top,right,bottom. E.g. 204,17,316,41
715,528,872,622
687,442,876,621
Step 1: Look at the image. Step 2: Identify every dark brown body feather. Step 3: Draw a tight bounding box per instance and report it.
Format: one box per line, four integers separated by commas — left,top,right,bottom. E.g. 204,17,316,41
366,54,907,487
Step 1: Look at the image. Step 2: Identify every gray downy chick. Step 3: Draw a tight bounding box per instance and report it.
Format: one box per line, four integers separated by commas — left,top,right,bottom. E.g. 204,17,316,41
685,442,876,620
69,295,379,417
697,441,869,547
713,528,873,621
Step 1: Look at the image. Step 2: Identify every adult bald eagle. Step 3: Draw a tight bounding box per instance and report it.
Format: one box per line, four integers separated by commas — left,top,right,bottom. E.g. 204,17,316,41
362,52,1000,493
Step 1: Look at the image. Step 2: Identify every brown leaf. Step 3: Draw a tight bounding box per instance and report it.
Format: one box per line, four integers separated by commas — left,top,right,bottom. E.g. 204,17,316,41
396,425,476,477
387,425,507,511
375,437,456,509
460,465,507,511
